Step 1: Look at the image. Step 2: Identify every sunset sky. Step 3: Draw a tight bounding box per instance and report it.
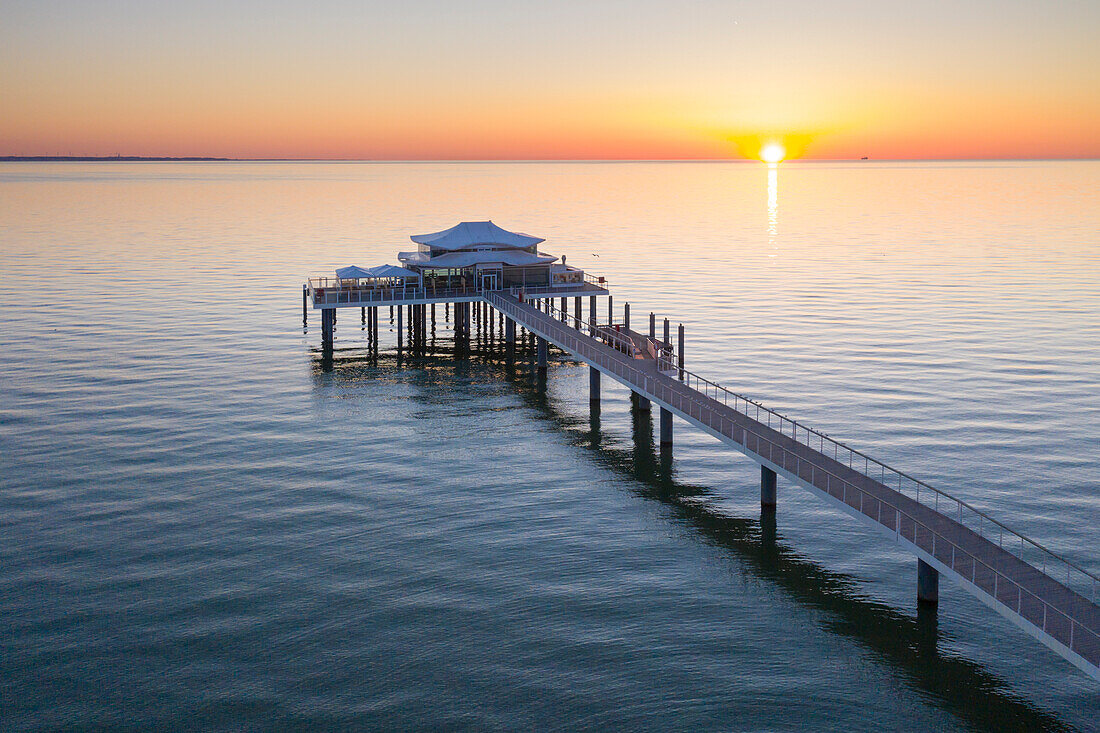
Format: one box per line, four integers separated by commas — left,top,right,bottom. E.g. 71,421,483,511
2,0,1098,160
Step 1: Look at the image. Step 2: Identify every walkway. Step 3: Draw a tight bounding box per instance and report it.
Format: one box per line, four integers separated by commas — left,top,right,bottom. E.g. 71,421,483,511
488,291,1100,681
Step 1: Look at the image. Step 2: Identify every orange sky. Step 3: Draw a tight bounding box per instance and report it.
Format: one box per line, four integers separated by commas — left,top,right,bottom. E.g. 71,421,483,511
2,1,1098,160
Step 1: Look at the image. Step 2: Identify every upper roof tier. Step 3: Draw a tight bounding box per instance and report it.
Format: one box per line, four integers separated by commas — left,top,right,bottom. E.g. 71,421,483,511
410,221,545,251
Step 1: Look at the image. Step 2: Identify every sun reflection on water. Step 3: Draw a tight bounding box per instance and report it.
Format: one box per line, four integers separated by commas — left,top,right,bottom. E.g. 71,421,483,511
767,162,778,254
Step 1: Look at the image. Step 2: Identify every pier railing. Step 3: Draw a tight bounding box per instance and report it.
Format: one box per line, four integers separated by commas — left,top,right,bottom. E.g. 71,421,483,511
309,283,479,305
674,368,1100,607
651,378,1100,669
308,272,609,306
488,292,1100,622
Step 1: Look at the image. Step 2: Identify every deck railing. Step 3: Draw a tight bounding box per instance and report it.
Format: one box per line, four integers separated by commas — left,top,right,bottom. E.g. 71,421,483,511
310,285,480,305
653,377,1100,668
488,292,1100,650
308,271,608,306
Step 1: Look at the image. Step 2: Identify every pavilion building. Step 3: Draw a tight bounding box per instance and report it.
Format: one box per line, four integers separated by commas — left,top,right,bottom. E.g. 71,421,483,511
398,221,585,292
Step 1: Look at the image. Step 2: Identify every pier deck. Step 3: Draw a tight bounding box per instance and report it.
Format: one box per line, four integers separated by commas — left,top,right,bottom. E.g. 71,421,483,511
487,291,1100,681
308,280,608,309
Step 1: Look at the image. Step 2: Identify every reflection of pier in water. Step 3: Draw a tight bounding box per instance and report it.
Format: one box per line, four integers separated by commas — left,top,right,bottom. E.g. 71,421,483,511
304,222,1099,685
311,343,1077,731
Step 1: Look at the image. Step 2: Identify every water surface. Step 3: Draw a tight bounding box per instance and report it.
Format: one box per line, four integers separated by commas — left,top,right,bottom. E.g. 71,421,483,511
1,161,1098,730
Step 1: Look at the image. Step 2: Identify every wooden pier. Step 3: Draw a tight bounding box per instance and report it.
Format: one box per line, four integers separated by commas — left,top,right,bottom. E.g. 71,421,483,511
306,282,1100,683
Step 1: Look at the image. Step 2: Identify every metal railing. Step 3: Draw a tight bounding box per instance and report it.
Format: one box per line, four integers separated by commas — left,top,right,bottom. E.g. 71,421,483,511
526,295,676,370
308,270,609,306
310,285,481,305
520,293,639,358
531,288,1099,606
488,292,1100,669
670,369,1100,607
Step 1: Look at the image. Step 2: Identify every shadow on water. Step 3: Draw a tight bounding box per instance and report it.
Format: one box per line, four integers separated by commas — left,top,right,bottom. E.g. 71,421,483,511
310,338,1077,733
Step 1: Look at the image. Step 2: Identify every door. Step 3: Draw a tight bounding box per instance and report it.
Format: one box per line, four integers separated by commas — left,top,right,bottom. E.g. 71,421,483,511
480,272,500,291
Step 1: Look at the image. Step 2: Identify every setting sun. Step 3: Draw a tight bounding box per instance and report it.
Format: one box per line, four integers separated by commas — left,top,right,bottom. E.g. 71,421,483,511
760,143,786,163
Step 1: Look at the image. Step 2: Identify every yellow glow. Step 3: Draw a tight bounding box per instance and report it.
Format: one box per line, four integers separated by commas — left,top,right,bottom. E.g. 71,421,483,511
760,143,786,163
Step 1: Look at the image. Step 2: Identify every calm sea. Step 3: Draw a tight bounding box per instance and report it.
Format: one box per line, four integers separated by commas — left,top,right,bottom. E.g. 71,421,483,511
1,161,1098,731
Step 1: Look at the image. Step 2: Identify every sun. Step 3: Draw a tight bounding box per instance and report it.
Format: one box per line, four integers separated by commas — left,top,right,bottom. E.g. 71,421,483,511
760,143,786,163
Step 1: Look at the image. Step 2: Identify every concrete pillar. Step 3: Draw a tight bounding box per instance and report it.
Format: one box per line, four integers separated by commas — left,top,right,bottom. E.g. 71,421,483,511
660,407,673,447
505,317,516,345
761,466,777,508
649,312,655,339
574,297,581,327
917,559,940,605
321,308,334,349
537,336,548,373
636,393,651,412
608,295,614,324
624,303,630,330
590,366,601,403
397,305,404,350
663,318,670,347
589,295,597,325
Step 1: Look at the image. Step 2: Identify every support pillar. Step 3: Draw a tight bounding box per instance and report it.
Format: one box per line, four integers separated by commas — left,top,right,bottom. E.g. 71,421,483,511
589,366,601,403
302,285,309,324
589,295,597,325
361,306,366,324
917,559,940,605
761,466,777,509
537,336,548,374
397,304,404,351
505,317,516,345
321,308,334,350
624,303,630,330
649,312,655,340
608,295,614,324
660,407,673,447
574,297,581,328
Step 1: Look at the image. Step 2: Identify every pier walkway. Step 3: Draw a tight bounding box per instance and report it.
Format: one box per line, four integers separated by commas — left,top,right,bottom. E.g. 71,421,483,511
486,291,1100,681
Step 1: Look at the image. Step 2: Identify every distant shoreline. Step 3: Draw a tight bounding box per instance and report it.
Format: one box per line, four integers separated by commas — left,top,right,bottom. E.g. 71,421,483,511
0,156,232,162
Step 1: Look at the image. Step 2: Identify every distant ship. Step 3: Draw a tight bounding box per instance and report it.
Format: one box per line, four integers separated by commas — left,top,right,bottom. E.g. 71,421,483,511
860,156,869,160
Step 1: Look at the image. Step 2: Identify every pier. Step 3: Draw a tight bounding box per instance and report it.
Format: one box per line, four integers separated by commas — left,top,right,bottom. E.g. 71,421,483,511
304,224,1100,683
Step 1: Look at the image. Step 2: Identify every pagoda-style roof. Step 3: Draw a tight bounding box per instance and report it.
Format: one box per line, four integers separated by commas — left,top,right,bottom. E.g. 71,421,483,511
403,250,556,269
410,221,544,251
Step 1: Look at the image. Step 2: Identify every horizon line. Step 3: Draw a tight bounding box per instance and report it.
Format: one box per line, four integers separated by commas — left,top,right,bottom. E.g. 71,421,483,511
3,155,1099,163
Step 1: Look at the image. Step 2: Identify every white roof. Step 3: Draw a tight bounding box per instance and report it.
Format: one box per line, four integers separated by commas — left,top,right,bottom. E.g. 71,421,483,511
335,265,373,279
406,250,556,268
369,264,420,279
410,221,544,251
335,264,419,280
